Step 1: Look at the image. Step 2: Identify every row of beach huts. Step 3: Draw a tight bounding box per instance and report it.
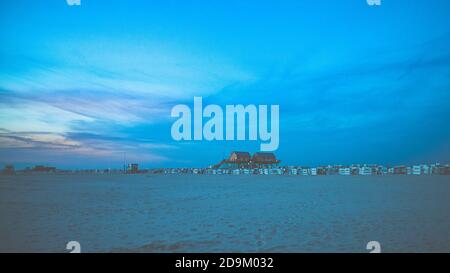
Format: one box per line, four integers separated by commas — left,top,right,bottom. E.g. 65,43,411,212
2,151,450,175
158,152,450,176
160,163,450,176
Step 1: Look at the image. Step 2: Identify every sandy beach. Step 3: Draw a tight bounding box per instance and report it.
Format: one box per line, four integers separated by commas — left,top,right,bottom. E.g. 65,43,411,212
1,174,449,253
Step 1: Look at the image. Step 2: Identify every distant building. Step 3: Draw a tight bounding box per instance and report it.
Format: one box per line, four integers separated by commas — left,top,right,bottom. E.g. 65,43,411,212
214,151,251,169
339,167,351,175
270,168,282,175
32,165,56,173
372,165,382,175
252,152,280,168
394,166,407,175
2,164,15,175
302,168,309,176
422,164,430,175
412,165,421,175
430,163,440,174
325,165,338,175
388,167,394,174
316,167,327,175
127,163,139,174
359,166,372,176
214,151,280,169
229,151,251,163
288,167,298,175
437,164,450,175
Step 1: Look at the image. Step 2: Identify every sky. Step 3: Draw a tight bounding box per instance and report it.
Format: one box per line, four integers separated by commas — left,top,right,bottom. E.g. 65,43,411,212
1,0,450,169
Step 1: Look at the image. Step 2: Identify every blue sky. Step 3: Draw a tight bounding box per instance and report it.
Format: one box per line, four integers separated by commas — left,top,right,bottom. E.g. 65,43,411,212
1,0,450,169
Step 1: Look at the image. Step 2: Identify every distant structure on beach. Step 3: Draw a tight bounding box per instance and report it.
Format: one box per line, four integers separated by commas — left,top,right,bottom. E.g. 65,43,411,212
2,165,15,175
31,165,56,173
213,151,280,169
230,151,251,164
252,152,281,168
127,163,139,174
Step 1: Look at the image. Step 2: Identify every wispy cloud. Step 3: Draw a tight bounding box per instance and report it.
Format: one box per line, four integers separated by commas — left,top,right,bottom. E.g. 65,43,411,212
0,128,175,166
0,35,254,166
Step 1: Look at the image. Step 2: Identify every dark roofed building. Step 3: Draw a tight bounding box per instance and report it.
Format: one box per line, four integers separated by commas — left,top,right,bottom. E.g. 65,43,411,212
127,163,139,174
2,164,15,175
229,151,251,163
252,152,280,164
214,151,280,169
32,165,56,173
